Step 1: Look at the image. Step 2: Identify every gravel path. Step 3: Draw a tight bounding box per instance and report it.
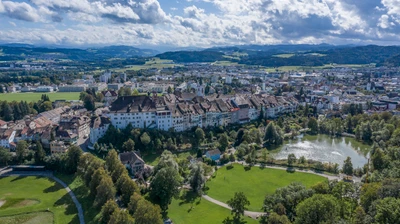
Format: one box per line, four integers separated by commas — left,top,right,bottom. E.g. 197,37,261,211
0,168,85,224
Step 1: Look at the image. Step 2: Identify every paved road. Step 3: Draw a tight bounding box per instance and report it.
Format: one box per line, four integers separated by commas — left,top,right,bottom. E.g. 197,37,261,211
202,195,266,219
0,168,85,224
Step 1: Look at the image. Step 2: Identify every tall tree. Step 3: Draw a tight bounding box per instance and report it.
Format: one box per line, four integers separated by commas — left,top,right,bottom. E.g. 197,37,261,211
109,209,134,224
65,145,83,174
154,150,179,174
195,127,205,146
122,138,135,152
16,140,28,163
2,103,13,121
227,192,250,221
34,141,45,165
295,194,340,224
307,117,318,135
89,167,107,198
140,132,151,147
189,163,206,195
83,94,95,111
150,167,182,211
287,154,296,166
116,174,139,206
218,133,229,152
94,174,116,209
264,122,283,145
342,156,353,176
0,147,12,166
133,199,163,224
99,200,118,224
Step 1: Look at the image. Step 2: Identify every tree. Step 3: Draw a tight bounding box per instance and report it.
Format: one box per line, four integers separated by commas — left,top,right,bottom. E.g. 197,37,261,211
189,163,206,195
227,192,250,221
16,140,28,163
109,209,134,224
2,102,13,121
154,150,178,174
287,154,296,166
122,138,135,152
90,167,107,198
264,122,283,145
83,94,95,111
0,147,12,166
39,101,53,112
308,117,318,135
105,150,120,175
218,133,229,152
133,199,163,224
140,132,151,147
34,141,45,164
195,127,205,146
116,174,139,206
267,212,291,224
99,200,118,224
263,182,314,220
150,167,181,211
369,197,400,224
295,194,340,224
127,192,142,215
94,174,116,209
342,156,353,176
371,148,387,171
167,86,173,94
65,146,83,174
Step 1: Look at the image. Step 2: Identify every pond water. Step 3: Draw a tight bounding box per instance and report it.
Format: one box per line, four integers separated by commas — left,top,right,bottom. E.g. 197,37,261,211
272,134,371,168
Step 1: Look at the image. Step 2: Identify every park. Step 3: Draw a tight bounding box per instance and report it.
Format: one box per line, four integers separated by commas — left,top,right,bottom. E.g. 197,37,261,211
0,176,79,224
205,164,327,211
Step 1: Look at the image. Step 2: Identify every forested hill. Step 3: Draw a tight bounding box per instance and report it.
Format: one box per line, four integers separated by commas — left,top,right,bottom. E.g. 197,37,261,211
156,50,225,63
0,45,158,61
156,45,400,66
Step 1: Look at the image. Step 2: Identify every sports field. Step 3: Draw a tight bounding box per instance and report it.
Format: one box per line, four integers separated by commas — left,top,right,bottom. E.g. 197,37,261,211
0,176,78,224
0,92,80,102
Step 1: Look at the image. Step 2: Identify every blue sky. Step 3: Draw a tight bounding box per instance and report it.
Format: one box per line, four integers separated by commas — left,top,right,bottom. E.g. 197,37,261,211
0,0,400,48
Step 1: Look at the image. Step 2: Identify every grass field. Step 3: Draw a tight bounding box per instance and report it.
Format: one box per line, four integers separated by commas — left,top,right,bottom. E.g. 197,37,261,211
263,64,373,72
0,176,78,224
0,92,80,102
168,191,257,224
273,54,295,58
206,164,326,211
55,174,100,224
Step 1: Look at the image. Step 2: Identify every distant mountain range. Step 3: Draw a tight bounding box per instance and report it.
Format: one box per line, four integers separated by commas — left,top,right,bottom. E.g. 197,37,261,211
2,43,400,67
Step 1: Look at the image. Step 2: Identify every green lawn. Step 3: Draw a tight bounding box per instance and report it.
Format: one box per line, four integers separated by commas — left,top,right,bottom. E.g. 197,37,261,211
0,176,78,224
272,54,295,58
206,164,326,211
0,92,80,102
55,173,100,224
168,191,257,224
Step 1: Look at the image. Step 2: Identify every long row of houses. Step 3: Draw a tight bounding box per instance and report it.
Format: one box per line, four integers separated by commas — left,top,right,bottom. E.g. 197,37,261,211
105,93,299,132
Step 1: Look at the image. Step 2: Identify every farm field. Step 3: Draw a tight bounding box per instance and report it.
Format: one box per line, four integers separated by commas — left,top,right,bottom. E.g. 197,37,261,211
0,176,78,224
206,164,326,211
0,92,80,102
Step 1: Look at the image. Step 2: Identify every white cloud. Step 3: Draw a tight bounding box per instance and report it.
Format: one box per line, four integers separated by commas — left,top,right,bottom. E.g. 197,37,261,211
1,0,400,47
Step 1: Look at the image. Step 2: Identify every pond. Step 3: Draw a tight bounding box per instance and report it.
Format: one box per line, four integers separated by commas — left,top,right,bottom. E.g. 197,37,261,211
272,134,371,168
